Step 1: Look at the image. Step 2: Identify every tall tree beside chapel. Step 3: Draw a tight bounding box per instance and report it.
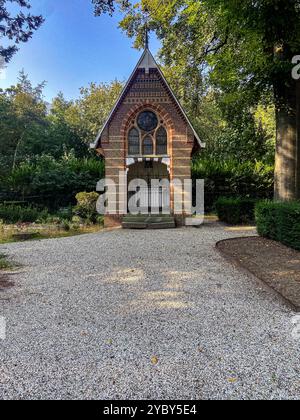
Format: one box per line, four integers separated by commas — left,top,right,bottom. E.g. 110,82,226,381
92,0,300,200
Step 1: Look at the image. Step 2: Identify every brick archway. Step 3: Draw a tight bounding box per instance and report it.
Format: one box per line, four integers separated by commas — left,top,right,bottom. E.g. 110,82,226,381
120,103,175,154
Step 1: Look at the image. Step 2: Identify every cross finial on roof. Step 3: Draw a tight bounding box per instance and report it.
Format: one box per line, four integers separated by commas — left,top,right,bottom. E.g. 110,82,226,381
144,6,150,50
145,24,149,49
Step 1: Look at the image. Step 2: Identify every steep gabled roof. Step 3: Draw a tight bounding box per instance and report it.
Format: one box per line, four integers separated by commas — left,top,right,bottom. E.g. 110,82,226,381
90,48,205,149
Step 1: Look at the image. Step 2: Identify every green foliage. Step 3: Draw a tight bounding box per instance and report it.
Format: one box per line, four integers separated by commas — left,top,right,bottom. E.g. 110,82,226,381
0,198,102,227
0,94,17,176
255,201,300,251
192,158,274,211
0,1,44,62
97,1,279,167
0,73,122,178
216,197,257,225
96,215,104,226
3,154,104,209
92,0,120,16
202,102,276,164
0,253,12,270
111,0,299,94
69,81,124,140
0,73,119,218
55,207,74,221
46,92,87,158
73,191,100,223
255,201,279,239
0,204,49,224
95,0,300,194
0,71,48,172
58,219,72,232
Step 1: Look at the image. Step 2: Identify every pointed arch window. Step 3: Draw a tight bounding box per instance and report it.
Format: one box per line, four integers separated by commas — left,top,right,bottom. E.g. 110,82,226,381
143,135,154,155
127,110,168,156
128,128,140,155
156,126,168,155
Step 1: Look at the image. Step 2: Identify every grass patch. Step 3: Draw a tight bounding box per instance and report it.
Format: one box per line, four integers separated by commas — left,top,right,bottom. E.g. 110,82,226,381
0,223,103,244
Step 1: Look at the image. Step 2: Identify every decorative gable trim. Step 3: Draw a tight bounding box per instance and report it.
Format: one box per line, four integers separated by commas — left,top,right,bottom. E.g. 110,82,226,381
90,49,205,149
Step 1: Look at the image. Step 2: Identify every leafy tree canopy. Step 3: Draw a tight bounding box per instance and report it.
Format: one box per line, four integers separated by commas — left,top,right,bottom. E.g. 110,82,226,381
0,0,44,62
93,0,300,199
66,80,124,140
92,0,300,97
0,71,123,175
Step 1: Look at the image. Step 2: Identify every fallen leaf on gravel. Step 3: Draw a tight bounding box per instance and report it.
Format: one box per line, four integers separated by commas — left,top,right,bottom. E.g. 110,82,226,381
151,356,159,365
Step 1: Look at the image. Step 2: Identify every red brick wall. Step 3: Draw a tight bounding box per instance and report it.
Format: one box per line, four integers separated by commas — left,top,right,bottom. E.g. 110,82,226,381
101,68,194,227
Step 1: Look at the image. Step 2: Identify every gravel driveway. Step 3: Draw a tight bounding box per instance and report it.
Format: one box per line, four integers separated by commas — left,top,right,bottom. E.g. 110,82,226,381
0,224,300,400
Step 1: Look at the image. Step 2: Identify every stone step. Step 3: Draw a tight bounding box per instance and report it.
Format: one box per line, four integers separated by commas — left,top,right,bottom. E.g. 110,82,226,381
122,215,176,229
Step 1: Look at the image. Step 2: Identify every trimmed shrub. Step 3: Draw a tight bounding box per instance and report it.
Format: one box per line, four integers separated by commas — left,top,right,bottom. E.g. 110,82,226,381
0,204,49,224
255,201,300,250
73,191,100,223
216,197,257,225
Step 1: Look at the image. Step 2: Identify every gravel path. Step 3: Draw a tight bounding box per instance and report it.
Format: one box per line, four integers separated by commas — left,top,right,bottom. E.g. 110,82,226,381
0,224,300,400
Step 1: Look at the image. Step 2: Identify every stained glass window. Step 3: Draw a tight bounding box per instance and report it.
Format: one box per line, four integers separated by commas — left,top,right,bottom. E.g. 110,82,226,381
128,128,140,155
143,136,153,155
156,126,168,155
137,111,158,132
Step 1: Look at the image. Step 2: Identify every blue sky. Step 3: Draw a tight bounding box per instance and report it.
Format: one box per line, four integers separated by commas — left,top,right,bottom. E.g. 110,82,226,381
0,0,160,102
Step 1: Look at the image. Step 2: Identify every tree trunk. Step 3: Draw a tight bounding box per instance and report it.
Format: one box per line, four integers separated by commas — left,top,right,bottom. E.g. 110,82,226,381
274,77,298,201
12,128,26,172
296,80,300,199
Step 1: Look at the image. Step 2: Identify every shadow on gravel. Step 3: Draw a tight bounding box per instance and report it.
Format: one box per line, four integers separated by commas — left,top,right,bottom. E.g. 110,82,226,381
0,273,15,291
217,236,300,312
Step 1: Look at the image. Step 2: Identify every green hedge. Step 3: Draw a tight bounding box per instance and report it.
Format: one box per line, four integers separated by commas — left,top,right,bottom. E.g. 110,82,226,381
1,154,105,210
255,201,300,250
192,158,274,211
216,197,257,225
0,204,49,224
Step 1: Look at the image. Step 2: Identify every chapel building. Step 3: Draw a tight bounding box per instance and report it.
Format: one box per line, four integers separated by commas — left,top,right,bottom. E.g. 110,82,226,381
91,47,204,228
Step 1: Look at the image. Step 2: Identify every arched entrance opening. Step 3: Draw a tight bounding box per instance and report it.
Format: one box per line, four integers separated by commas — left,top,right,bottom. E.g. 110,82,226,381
127,161,170,215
